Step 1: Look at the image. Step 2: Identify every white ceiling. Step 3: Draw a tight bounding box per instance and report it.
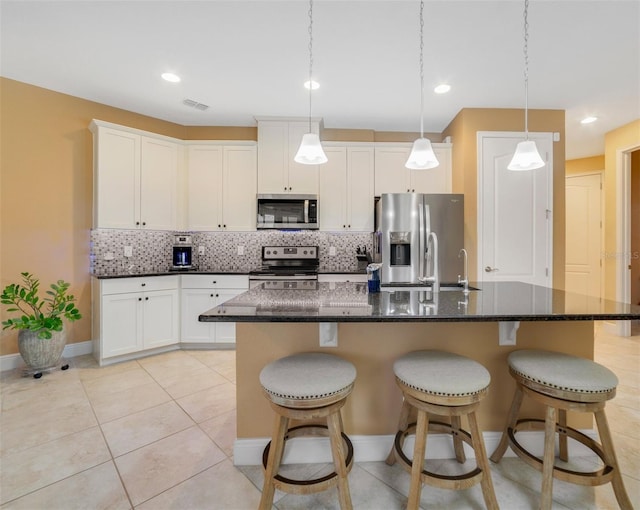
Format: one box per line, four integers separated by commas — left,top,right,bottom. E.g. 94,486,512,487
1,0,638,160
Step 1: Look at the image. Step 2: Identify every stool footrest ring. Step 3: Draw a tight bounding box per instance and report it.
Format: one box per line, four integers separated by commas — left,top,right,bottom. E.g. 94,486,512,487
394,421,483,490
508,418,614,487
262,424,354,495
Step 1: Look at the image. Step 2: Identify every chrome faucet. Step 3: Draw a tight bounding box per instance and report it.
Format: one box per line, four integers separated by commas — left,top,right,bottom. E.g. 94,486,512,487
423,231,440,293
458,248,469,294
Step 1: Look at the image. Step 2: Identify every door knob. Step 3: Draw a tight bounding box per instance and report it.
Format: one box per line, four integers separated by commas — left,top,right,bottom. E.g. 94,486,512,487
484,266,499,272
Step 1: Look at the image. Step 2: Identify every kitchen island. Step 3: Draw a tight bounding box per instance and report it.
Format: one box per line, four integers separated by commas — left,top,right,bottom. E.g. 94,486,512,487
199,281,640,465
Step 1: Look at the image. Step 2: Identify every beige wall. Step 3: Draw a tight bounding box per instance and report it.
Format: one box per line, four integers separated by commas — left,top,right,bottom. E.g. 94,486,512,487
632,150,640,306
566,155,604,175
603,120,640,301
442,108,566,287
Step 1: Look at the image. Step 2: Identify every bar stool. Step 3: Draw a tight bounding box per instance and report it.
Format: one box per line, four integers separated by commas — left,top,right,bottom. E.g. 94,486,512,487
258,352,356,510
386,350,498,510
490,349,632,510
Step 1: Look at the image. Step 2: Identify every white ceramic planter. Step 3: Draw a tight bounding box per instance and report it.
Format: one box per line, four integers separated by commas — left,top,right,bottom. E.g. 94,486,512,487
18,328,66,370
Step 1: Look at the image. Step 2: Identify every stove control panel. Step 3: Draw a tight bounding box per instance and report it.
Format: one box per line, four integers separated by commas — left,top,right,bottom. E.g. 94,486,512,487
262,246,318,260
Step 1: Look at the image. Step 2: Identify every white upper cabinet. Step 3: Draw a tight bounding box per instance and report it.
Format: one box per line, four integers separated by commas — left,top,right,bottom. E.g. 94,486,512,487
320,144,374,231
257,119,320,194
91,120,180,230
374,143,452,195
186,143,257,231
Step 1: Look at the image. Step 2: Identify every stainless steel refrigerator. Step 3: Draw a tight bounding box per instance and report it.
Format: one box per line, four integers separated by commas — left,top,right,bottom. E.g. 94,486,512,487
378,193,464,286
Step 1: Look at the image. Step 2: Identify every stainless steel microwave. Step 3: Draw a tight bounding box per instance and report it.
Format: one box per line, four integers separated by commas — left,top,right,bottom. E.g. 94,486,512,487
256,194,319,230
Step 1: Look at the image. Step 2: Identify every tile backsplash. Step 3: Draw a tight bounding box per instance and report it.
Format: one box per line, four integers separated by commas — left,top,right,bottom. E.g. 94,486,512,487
91,229,375,276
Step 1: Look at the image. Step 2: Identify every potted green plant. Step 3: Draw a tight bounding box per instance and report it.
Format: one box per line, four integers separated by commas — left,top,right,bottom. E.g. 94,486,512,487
1,272,82,376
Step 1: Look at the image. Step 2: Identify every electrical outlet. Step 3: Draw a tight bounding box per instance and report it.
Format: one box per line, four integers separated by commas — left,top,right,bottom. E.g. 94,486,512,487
329,246,336,256
237,245,245,255
198,246,205,255
103,252,114,261
124,246,133,257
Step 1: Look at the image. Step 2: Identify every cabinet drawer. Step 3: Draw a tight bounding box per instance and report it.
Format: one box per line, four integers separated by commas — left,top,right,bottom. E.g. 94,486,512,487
181,274,248,289
101,275,179,295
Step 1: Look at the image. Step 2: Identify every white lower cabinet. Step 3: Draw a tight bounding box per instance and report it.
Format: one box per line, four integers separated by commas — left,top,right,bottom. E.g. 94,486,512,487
181,275,248,344
94,276,179,363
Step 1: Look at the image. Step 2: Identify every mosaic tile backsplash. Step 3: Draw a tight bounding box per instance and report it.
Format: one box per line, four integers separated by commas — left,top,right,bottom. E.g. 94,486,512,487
91,229,376,276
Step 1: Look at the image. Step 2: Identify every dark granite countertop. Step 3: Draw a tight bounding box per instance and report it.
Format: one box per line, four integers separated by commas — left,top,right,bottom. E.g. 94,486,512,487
93,270,366,279
199,281,640,323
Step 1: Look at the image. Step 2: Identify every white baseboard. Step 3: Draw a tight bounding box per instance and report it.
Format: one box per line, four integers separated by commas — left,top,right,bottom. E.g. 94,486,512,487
233,430,598,466
0,340,93,372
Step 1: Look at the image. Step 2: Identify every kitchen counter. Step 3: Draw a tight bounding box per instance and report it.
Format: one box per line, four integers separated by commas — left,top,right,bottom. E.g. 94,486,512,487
93,270,366,279
199,281,640,322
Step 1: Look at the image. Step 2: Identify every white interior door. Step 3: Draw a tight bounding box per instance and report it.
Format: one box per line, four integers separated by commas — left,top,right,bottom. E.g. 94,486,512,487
478,132,553,286
565,173,603,309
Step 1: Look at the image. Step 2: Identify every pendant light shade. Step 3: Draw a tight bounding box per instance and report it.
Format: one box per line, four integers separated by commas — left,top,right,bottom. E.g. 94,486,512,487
406,0,438,171
508,140,545,171
294,133,328,164
406,137,439,170
508,0,544,171
295,0,327,166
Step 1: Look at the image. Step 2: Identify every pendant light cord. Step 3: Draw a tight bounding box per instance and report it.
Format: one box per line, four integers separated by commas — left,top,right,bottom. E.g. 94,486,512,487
523,0,530,140
307,0,314,133
419,0,425,138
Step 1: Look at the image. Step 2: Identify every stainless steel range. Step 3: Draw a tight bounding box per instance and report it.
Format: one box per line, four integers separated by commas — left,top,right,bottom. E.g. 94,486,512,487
248,246,319,289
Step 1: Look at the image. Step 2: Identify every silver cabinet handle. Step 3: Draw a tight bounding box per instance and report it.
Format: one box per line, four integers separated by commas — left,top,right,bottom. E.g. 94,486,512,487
485,266,499,272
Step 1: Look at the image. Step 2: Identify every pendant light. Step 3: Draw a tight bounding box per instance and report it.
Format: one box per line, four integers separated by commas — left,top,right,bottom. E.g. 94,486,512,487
507,0,545,171
405,0,439,170
294,0,327,165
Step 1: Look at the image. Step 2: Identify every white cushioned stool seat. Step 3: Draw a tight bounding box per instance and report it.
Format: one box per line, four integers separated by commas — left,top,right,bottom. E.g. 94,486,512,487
508,349,618,395
394,350,491,397
260,352,356,402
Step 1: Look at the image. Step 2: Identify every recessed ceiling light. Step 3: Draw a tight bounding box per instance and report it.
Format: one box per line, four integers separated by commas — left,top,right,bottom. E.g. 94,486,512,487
161,72,181,83
304,80,320,90
580,116,598,124
434,84,451,94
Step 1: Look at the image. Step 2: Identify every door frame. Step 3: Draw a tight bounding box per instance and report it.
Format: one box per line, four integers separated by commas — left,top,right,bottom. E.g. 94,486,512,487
565,171,604,302
616,144,640,336
477,131,554,286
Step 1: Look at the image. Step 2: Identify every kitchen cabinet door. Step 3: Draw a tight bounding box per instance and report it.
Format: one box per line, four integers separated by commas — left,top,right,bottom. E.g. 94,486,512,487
187,145,224,231
213,288,246,343
222,145,257,231
93,127,141,229
347,146,374,231
257,119,319,194
374,143,452,195
142,289,179,350
101,293,143,358
140,137,179,230
320,145,374,231
181,289,215,343
319,146,347,230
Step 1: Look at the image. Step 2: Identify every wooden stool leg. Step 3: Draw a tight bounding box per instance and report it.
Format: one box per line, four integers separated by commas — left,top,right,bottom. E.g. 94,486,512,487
407,409,429,510
259,414,289,510
386,399,412,465
594,409,633,510
327,411,353,510
540,405,557,510
467,410,499,510
451,415,467,463
558,409,568,462
491,384,524,463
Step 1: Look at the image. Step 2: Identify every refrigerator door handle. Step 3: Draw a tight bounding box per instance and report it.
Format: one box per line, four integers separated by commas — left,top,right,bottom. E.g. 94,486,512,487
418,201,427,279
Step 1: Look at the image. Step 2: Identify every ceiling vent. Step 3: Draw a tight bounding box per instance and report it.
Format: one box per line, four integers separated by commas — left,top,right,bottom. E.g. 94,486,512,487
182,99,209,111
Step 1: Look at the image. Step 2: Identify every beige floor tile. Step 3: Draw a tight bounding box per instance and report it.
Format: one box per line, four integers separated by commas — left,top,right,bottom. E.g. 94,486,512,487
137,350,205,372
151,366,229,400
82,367,157,400
176,381,236,423
186,349,235,368
212,361,236,383
1,461,130,510
101,401,194,457
71,355,141,382
114,425,226,506
1,400,97,456
136,459,261,510
89,380,171,424
0,426,111,505
199,409,237,457
1,377,87,413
